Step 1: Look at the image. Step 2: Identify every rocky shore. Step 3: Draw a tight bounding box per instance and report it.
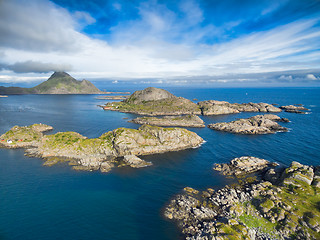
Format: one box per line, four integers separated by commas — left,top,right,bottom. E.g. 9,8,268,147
129,115,205,128
0,124,204,172
208,114,289,134
164,157,320,240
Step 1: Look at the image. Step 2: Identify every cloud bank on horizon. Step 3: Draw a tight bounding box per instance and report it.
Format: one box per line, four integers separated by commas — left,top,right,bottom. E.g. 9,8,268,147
0,0,319,85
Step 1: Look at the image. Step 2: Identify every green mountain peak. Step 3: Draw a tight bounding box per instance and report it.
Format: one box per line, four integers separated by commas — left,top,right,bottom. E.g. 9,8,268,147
0,72,103,94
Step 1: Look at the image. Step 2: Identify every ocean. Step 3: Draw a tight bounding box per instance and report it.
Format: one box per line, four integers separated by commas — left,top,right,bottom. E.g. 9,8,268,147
0,87,319,240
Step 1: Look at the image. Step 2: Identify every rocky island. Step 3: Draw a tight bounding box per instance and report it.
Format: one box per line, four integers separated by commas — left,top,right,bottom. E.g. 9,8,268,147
198,100,282,115
208,114,289,134
165,157,320,240
0,124,204,172
103,87,201,116
102,87,285,116
0,72,103,94
129,115,205,128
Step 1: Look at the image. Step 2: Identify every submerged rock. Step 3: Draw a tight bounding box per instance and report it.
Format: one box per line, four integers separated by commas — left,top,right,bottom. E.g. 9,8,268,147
208,114,288,134
129,115,205,128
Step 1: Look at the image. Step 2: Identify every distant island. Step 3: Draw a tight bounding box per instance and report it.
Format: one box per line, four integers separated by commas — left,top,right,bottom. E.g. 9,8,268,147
0,72,103,94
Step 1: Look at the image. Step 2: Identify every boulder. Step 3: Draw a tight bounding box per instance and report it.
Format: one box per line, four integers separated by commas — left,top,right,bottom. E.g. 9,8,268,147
282,161,314,186
122,155,152,168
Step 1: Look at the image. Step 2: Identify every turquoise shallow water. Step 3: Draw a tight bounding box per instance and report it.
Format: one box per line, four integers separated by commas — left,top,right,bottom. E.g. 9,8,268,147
0,87,319,240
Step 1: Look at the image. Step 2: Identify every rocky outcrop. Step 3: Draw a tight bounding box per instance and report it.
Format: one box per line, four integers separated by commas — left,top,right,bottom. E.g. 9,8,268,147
281,161,314,186
125,87,175,104
198,100,281,115
280,105,309,114
122,155,152,168
214,156,278,176
165,158,320,240
103,95,201,116
208,114,289,134
0,124,203,172
129,115,205,128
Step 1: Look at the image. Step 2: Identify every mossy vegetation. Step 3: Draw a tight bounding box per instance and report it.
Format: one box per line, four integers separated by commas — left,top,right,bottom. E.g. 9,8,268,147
0,124,49,144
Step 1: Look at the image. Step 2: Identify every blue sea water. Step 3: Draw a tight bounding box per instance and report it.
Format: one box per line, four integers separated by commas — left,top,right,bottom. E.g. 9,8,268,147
0,87,319,240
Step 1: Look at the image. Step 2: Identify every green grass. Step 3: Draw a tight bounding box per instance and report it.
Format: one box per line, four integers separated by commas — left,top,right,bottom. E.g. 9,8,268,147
238,213,277,234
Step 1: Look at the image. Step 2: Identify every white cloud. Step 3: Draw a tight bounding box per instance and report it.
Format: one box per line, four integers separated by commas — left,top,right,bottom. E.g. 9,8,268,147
0,0,319,84
0,0,84,52
279,75,293,81
306,74,318,80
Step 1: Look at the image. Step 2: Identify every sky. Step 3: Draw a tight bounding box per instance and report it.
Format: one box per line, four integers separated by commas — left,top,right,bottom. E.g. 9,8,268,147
0,0,320,86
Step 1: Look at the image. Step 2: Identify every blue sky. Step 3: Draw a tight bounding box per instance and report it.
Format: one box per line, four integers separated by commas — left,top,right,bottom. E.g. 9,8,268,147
0,0,320,86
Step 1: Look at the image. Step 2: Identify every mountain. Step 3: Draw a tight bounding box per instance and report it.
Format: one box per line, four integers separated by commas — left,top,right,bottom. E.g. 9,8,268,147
0,72,103,94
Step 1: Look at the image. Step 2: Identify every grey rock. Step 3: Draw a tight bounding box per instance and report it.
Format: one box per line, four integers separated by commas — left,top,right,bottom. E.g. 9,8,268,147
281,161,314,186
198,100,281,116
208,114,288,134
214,156,277,176
125,87,175,104
279,105,309,114
122,155,152,168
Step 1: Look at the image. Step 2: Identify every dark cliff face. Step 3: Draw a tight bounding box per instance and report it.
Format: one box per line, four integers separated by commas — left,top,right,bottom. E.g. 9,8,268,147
0,72,102,94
